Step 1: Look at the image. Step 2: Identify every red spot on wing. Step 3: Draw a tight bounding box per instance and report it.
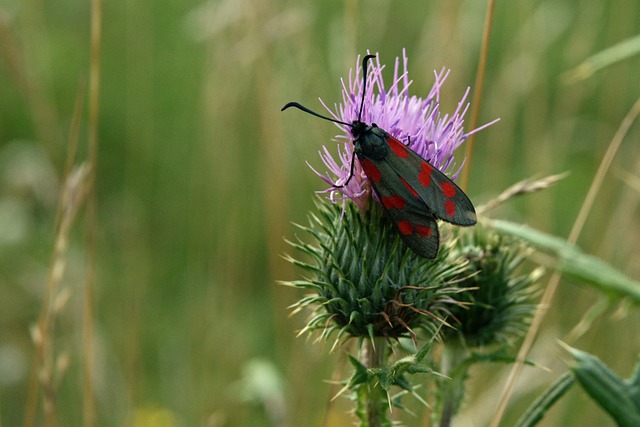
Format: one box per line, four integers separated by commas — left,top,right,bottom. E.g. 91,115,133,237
440,182,456,198
381,195,406,210
387,137,409,158
360,159,382,183
398,222,433,238
415,225,433,237
400,177,419,198
445,200,456,217
418,162,433,187
397,221,412,235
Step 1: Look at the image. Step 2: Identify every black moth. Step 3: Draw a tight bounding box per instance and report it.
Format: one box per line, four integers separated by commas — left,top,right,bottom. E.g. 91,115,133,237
282,54,476,258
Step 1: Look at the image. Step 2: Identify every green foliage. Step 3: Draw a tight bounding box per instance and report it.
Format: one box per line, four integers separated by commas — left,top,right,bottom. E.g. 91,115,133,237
515,372,576,427
564,34,640,83
491,219,640,303
1,0,640,425
286,199,543,424
347,342,436,426
568,347,640,427
443,227,541,347
516,349,640,427
285,199,469,341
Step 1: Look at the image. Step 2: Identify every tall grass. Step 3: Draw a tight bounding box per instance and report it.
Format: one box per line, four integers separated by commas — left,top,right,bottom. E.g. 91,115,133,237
0,0,639,425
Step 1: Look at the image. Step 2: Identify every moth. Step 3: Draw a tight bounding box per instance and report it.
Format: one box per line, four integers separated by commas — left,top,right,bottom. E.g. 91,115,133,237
282,54,476,258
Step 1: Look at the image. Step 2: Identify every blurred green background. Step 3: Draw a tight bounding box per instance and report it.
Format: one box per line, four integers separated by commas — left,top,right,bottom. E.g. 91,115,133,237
1,0,639,425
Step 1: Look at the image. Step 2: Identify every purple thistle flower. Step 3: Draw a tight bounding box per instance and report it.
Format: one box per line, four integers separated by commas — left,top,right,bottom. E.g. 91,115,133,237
309,49,498,211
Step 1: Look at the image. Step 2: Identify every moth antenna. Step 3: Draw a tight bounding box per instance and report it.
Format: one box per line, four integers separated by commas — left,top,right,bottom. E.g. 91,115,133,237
281,102,352,127
358,54,376,122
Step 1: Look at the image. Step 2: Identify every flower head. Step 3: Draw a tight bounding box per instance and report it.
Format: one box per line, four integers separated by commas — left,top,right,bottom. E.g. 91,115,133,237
311,50,496,210
286,200,471,343
443,228,542,347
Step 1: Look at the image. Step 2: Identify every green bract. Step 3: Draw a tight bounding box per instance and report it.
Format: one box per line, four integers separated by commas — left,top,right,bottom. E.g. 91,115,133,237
442,230,542,347
284,199,471,344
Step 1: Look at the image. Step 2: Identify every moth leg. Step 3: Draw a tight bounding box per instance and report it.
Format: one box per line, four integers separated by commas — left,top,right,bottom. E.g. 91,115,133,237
333,150,357,188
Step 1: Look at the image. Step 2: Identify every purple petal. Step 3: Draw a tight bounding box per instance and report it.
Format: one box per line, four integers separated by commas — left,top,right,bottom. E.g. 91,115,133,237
307,49,497,211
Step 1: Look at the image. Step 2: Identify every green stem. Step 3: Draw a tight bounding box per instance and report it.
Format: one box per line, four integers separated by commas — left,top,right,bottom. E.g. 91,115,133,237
438,343,469,427
357,337,389,427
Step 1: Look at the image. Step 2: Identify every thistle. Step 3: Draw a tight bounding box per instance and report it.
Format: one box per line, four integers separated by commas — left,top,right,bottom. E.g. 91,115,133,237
308,50,496,212
287,200,470,344
435,227,542,426
281,51,536,425
443,229,542,348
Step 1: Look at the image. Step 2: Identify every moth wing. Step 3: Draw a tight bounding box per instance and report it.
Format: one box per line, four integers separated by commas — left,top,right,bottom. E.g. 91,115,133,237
359,156,440,259
383,136,476,226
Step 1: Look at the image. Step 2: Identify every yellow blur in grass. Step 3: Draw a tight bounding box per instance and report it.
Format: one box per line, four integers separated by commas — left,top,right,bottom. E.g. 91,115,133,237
131,406,177,427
